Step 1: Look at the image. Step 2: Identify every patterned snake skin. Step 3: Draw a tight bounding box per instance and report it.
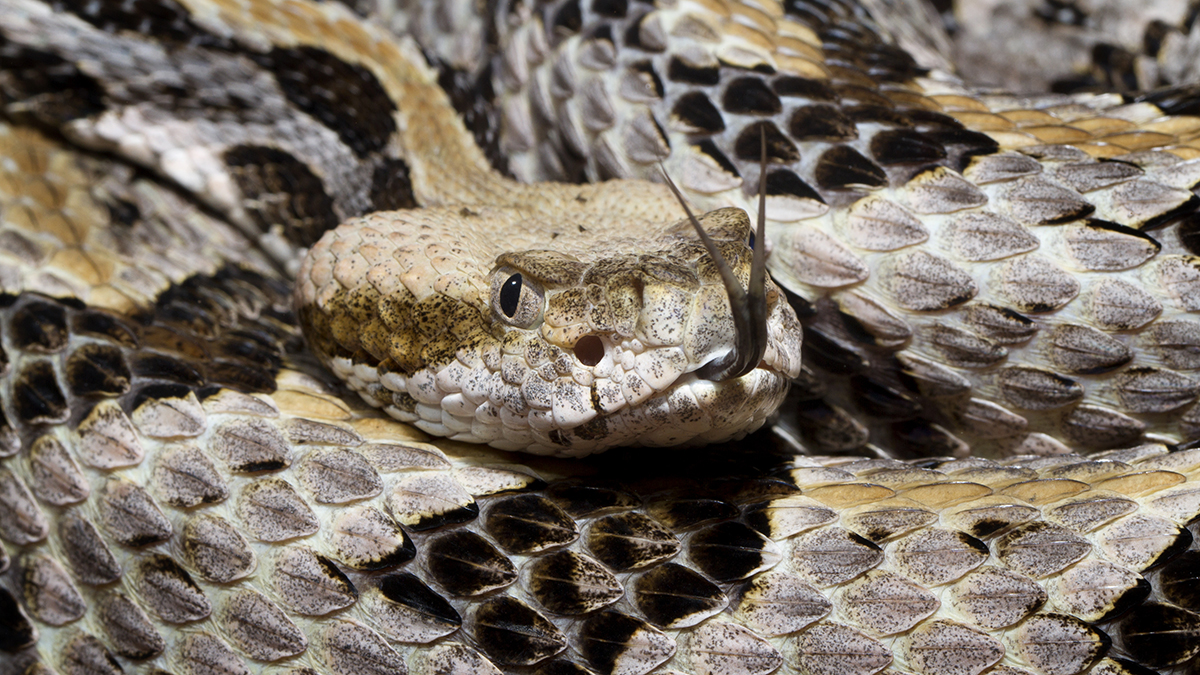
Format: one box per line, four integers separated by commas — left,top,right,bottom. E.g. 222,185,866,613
1,0,1200,674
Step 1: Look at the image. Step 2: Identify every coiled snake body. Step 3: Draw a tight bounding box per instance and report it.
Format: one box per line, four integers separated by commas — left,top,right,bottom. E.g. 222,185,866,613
0,0,1199,674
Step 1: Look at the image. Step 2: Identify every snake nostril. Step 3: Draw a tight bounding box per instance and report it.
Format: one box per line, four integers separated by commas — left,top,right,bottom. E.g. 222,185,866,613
574,335,605,367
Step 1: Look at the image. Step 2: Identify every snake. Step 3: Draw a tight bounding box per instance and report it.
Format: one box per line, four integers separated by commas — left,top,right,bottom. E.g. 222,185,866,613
1,0,1200,673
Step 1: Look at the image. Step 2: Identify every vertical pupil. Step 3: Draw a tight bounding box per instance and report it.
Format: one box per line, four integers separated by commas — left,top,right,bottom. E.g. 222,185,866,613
500,273,523,318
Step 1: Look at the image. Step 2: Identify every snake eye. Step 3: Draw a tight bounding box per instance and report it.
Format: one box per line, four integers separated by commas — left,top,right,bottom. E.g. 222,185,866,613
491,268,545,328
500,274,523,317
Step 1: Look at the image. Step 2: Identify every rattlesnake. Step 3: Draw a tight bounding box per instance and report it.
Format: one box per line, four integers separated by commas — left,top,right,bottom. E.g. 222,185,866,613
1,0,1200,674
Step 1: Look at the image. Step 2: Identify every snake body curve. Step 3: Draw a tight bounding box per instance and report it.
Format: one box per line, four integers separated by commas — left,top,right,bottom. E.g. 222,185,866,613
1,0,1200,674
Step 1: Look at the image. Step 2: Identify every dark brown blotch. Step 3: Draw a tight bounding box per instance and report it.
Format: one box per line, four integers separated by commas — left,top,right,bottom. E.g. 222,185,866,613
687,521,775,582
378,573,459,629
671,91,725,134
815,145,887,190
545,482,640,517
66,343,131,397
473,596,566,666
13,360,69,425
484,494,578,554
789,104,857,141
586,512,680,570
648,497,737,531
849,374,922,419
11,300,68,352
1119,601,1200,667
224,144,339,248
722,77,782,115
527,550,622,615
733,121,798,163
667,56,720,85
0,586,36,653
773,76,837,100
870,128,946,165
632,562,726,627
260,46,397,157
425,531,517,596
578,611,671,674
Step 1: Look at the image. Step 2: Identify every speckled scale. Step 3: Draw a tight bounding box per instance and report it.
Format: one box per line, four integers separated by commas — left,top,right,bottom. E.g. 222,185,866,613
387,471,479,530
792,622,892,675
98,592,164,659
841,501,937,543
1097,513,1191,570
881,251,978,312
21,553,85,626
683,620,783,675
270,546,358,616
790,526,884,586
948,566,1047,629
1053,560,1149,622
1062,220,1160,272
25,435,87,506
328,504,414,570
56,512,120,586
901,620,1004,675
1012,613,1112,675
315,620,406,675
1062,405,1146,449
236,478,319,542
996,366,1084,411
1046,324,1133,374
840,197,928,251
212,418,293,473
1045,495,1138,532
134,554,211,624
298,447,382,503
1002,176,1096,225
220,589,308,660
59,633,123,675
839,569,939,635
944,211,1038,262
150,444,229,508
1114,367,1200,414
77,401,144,469
179,632,248,675
923,325,1007,369
890,528,989,585
995,521,1092,578
182,513,256,583
98,479,172,547
1144,320,1200,369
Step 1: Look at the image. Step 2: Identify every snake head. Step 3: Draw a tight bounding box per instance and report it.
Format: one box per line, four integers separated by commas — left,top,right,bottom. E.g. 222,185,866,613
297,201,802,458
